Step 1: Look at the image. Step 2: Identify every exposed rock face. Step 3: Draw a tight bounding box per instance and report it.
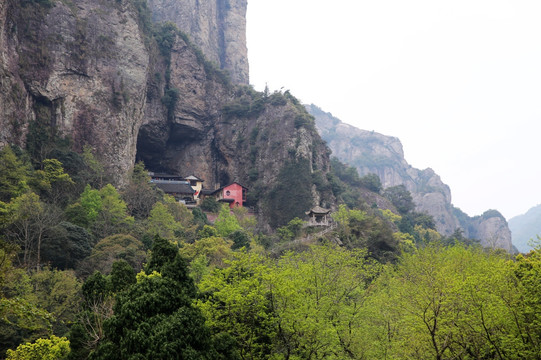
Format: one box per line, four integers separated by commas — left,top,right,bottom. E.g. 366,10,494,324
138,46,334,215
470,212,513,252
1,0,150,180
147,0,249,84
308,104,513,250
0,0,331,226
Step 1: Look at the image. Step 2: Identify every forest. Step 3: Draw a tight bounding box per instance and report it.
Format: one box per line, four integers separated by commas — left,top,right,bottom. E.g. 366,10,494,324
1,142,540,360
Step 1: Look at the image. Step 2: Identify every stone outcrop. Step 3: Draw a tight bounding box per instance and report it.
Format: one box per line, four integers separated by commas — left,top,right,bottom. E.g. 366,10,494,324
1,0,150,180
147,0,249,84
307,104,513,250
0,0,331,225
469,212,513,252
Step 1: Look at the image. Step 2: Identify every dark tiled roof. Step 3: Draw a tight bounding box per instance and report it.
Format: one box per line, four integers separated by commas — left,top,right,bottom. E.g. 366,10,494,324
306,206,331,215
185,175,203,181
201,189,218,195
149,172,184,180
154,182,195,194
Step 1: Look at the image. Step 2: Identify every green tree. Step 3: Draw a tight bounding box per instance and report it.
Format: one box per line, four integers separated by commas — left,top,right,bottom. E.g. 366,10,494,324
0,145,29,202
510,248,541,358
229,230,251,250
180,236,233,269
41,221,92,270
4,192,61,269
214,205,241,237
80,146,106,189
109,260,136,292
201,197,220,213
367,244,519,359
65,185,102,228
67,184,134,238
30,268,82,335
192,207,209,226
276,217,305,242
92,185,134,239
91,236,236,359
359,173,382,193
6,335,70,360
81,234,145,276
198,252,274,359
0,242,52,355
198,245,381,359
74,271,114,357
269,245,380,359
383,185,415,215
145,201,182,240
121,162,159,219
30,158,74,205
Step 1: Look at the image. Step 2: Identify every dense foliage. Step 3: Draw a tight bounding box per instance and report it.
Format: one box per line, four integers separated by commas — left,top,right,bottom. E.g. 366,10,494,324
0,140,536,359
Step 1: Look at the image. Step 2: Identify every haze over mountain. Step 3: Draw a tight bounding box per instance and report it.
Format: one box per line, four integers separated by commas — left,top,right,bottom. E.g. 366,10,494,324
247,1,541,221
307,104,513,252
509,205,541,253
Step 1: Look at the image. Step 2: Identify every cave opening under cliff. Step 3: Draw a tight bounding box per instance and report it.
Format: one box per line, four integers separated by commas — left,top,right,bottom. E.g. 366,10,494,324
135,122,205,175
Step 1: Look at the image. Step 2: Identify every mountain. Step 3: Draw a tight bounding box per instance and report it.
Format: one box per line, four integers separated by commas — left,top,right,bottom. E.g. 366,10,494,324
509,204,541,253
147,0,249,84
0,0,333,226
307,104,513,251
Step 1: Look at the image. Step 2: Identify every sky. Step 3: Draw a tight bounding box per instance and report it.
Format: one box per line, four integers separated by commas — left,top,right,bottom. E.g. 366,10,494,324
246,0,541,220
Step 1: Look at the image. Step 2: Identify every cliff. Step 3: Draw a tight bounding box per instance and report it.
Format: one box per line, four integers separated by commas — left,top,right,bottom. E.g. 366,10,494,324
147,0,249,84
1,0,150,178
0,0,332,226
307,104,513,251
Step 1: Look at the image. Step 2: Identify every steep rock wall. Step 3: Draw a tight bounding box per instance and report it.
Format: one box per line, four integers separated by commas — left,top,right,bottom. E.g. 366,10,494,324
137,36,334,215
147,0,249,84
0,0,333,226
308,104,513,250
1,0,150,179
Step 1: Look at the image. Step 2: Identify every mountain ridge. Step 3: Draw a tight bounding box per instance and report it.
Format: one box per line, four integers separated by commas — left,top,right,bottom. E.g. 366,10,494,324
509,204,541,253
307,104,513,251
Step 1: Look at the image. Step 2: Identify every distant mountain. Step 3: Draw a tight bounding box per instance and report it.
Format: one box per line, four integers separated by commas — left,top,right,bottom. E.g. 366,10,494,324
307,104,513,251
509,205,541,253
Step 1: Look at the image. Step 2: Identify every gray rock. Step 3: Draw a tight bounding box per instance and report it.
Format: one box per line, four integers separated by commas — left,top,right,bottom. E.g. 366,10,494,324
147,0,249,84
308,104,513,250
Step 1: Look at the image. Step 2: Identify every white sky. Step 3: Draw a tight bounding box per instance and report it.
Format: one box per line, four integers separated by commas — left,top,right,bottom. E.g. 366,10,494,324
246,0,541,220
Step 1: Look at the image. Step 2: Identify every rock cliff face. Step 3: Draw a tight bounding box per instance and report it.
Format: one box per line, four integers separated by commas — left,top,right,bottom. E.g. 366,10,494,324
0,0,332,225
147,0,249,84
307,104,513,251
0,0,150,179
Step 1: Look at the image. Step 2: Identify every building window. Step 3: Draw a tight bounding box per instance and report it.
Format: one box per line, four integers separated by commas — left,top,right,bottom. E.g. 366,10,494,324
226,190,231,196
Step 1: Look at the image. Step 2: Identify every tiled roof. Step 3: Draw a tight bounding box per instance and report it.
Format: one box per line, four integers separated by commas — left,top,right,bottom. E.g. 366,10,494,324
306,206,331,215
185,175,203,181
201,189,218,195
154,182,195,194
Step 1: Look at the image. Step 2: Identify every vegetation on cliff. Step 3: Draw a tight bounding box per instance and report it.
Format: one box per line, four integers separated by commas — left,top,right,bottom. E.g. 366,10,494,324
0,1,528,359
0,142,540,359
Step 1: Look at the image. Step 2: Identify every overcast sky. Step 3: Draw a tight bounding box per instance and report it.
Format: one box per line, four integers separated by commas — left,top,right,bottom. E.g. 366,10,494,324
246,0,541,220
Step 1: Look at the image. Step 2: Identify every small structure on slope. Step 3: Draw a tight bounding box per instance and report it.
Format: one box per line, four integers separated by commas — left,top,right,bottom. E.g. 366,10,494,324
306,206,332,226
202,182,248,208
149,172,196,205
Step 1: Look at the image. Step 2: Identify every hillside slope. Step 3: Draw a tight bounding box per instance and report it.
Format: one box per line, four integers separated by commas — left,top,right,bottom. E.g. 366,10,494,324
307,104,513,251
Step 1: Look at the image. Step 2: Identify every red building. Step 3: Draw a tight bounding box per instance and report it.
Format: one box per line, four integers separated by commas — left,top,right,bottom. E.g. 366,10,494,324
212,182,248,208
